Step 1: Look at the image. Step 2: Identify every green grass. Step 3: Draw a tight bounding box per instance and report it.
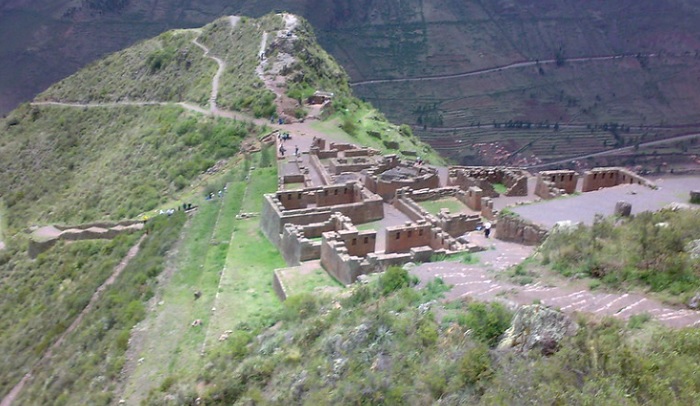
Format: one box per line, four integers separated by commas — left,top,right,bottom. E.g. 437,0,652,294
318,99,447,165
492,183,508,195
120,181,244,403
0,235,139,400
39,29,214,106
11,214,184,405
281,267,344,297
121,158,286,403
1,104,254,231
419,197,468,215
355,219,384,231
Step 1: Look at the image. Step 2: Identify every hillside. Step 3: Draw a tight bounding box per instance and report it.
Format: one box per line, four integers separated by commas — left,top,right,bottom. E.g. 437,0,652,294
4,0,700,170
0,12,445,404
147,267,700,405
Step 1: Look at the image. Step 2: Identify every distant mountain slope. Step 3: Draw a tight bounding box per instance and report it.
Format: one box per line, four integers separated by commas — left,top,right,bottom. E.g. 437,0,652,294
4,0,700,168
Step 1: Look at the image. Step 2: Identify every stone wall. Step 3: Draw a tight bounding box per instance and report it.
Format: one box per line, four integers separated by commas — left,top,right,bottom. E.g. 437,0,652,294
272,269,289,301
535,170,578,199
495,213,548,245
481,197,497,220
385,222,463,254
308,153,334,185
448,166,529,197
28,221,143,258
691,190,700,204
392,187,480,237
436,211,480,238
365,164,440,201
466,186,483,210
328,156,376,174
385,223,433,253
261,184,384,253
320,233,369,285
581,167,655,192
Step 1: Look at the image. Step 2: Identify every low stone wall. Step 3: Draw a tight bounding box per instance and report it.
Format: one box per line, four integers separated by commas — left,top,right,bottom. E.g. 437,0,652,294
495,213,548,245
393,187,480,237
308,153,334,185
272,269,289,301
448,166,529,197
366,165,440,201
581,167,655,192
29,221,143,258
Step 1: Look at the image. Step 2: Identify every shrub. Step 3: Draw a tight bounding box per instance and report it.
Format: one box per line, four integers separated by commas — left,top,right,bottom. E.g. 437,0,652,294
460,302,512,347
378,266,411,296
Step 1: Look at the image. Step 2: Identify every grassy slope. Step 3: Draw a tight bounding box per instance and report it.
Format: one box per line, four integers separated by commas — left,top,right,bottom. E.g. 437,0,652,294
149,267,700,405
0,236,137,399
16,214,186,405
37,29,214,106
0,104,251,230
121,156,286,403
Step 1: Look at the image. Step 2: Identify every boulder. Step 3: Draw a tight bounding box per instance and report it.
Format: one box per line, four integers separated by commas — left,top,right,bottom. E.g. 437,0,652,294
614,201,632,217
688,292,700,310
687,239,700,261
497,305,578,355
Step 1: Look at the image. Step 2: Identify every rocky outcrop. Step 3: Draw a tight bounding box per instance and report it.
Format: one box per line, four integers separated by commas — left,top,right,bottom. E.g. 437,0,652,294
497,305,579,355
614,201,632,217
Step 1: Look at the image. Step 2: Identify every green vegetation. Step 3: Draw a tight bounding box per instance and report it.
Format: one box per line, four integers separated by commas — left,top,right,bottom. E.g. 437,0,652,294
1,104,255,230
200,16,282,117
542,210,700,299
121,161,287,402
39,30,214,106
279,267,343,297
492,183,507,195
420,197,468,215
148,265,700,404
312,97,446,165
14,214,185,405
282,19,352,101
0,234,138,399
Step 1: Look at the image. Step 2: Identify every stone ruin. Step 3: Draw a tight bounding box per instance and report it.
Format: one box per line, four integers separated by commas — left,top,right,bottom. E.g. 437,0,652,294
448,166,529,197
364,159,440,201
535,170,578,199
267,134,667,292
581,167,656,192
28,220,144,258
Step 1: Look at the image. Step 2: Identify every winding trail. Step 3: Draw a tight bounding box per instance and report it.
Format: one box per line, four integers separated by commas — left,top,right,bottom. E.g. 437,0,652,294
351,53,657,86
0,235,147,406
191,36,225,113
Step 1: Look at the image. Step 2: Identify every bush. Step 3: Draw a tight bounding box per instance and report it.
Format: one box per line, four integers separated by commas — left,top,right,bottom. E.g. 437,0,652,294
378,266,411,296
460,302,512,347
283,293,318,321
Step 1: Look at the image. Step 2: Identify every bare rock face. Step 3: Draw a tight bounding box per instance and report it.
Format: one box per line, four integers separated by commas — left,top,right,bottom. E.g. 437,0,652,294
497,305,578,355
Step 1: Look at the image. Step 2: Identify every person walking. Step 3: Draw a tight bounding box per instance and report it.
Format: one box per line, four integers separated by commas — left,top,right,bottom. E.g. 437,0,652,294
484,222,492,238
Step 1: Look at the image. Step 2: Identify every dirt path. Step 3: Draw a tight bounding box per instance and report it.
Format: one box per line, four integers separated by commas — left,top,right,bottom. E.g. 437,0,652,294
411,233,700,328
191,36,225,113
0,235,146,406
351,53,657,86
